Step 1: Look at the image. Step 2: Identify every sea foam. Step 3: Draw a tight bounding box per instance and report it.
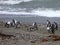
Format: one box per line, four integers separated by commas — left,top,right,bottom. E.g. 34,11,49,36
0,0,32,4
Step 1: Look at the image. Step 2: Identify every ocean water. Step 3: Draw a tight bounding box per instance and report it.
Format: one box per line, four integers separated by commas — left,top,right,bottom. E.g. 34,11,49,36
0,0,60,24
0,0,60,17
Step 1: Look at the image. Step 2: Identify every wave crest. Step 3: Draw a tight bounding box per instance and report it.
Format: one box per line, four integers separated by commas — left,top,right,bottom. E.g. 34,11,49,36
0,9,60,17
0,0,32,4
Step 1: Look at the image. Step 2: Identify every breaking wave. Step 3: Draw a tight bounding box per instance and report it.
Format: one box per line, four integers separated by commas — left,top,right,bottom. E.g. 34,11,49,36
0,8,60,17
0,0,60,17
0,0,32,4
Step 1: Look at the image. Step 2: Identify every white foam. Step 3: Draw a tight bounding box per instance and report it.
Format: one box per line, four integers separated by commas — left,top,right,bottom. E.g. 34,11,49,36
0,8,60,17
22,0,32,2
0,11,35,15
0,1,21,4
0,0,32,4
31,9,60,17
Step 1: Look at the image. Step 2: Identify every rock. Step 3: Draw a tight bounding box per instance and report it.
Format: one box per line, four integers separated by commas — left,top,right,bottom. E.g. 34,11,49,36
30,39,37,43
41,38,48,42
48,35,60,41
